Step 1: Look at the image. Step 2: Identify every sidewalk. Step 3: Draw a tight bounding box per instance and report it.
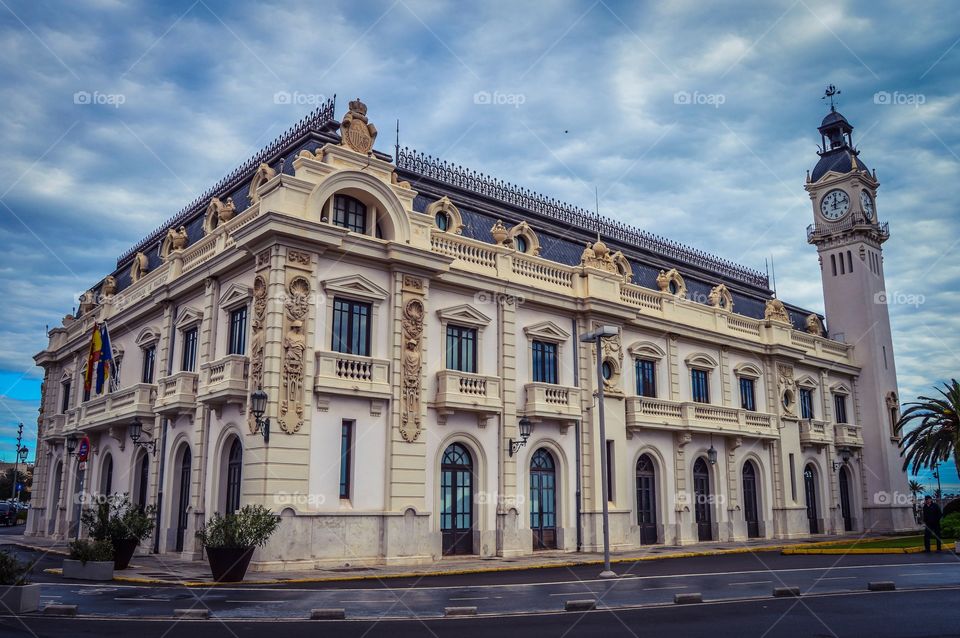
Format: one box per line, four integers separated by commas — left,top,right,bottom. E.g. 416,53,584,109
2,533,887,587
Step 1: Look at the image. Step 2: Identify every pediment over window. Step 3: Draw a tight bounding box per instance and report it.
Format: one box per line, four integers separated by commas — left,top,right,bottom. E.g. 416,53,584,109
830,382,852,395
734,362,763,378
797,374,818,388
135,326,162,348
437,304,491,328
321,274,389,302
628,341,666,360
219,283,252,311
523,320,570,343
60,369,74,383
685,352,718,369
175,307,203,329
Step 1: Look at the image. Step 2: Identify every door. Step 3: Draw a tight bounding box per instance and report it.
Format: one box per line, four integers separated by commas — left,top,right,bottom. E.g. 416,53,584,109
693,458,713,541
839,467,853,532
742,462,761,538
440,443,473,555
804,465,819,534
175,447,192,552
636,454,658,545
530,449,557,550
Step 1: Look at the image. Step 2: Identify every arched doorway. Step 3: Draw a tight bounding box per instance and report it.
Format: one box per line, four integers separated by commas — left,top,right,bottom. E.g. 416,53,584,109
804,465,820,534
530,449,557,550
742,461,760,538
839,466,853,532
693,458,713,541
101,454,113,496
175,446,192,552
636,454,658,545
49,460,63,535
440,443,473,556
224,438,242,514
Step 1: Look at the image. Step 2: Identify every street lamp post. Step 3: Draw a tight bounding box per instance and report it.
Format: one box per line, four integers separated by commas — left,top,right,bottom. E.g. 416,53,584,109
14,446,28,503
580,325,619,579
10,422,24,502
64,434,84,541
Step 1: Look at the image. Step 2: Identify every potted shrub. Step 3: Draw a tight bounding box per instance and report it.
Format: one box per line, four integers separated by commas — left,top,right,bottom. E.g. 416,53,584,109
196,505,280,582
80,494,156,570
0,550,39,613
63,539,114,581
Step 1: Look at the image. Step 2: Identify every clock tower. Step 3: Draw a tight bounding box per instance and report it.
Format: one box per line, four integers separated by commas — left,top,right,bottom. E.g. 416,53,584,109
805,89,913,532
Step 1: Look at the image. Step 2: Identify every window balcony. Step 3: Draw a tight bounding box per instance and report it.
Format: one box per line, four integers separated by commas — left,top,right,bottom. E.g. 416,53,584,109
625,396,777,439
522,382,581,426
435,370,501,424
198,354,249,411
77,383,157,430
42,414,66,440
833,422,864,448
155,371,199,417
799,419,832,449
314,351,391,399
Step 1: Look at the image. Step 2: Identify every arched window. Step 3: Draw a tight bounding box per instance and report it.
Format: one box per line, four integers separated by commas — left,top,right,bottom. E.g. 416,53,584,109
435,211,449,231
333,194,367,234
530,449,557,550
225,438,242,513
636,454,657,544
101,455,113,496
830,254,837,276
136,453,150,508
515,235,529,254
742,461,760,538
440,443,474,556
693,458,712,541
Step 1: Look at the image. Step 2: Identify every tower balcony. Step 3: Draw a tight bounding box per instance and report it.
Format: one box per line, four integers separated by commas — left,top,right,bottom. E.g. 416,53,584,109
833,422,864,448
434,370,501,424
155,371,199,417
314,351,392,399
806,220,889,243
625,396,778,440
198,354,249,412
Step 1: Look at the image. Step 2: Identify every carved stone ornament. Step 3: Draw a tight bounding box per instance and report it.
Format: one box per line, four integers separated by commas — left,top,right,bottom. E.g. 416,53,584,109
168,226,189,251
102,275,117,297
599,328,623,393
656,268,686,296
400,294,425,443
580,239,618,274
340,98,378,154
764,298,791,324
490,220,508,245
391,171,411,189
805,313,824,336
777,363,797,416
708,283,733,311
205,196,236,233
78,290,96,315
248,162,277,204
279,276,311,434
287,250,310,266
425,196,464,234
130,252,149,283
256,249,271,267
248,275,267,433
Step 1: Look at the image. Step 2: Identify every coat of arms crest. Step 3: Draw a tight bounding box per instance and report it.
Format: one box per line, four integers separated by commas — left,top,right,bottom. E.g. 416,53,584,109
339,98,378,154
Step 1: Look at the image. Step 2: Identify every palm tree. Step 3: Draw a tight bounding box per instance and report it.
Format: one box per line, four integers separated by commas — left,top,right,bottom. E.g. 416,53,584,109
896,379,960,478
908,479,925,499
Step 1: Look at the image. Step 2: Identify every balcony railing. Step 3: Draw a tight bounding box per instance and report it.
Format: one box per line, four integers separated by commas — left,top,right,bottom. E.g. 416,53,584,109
155,371,200,416
625,396,777,439
199,354,249,409
314,351,391,398
77,383,157,430
799,419,832,448
522,382,581,423
833,422,864,448
435,370,501,421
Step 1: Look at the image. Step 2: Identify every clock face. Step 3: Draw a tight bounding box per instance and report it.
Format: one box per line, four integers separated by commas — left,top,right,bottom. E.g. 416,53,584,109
860,190,875,220
820,189,850,220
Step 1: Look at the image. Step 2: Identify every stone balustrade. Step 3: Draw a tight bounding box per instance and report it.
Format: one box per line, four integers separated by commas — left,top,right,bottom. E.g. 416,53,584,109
155,371,200,417
76,383,157,430
435,370,502,422
833,422,864,448
314,351,391,399
799,419,833,448
199,354,249,409
625,396,777,439
522,382,582,424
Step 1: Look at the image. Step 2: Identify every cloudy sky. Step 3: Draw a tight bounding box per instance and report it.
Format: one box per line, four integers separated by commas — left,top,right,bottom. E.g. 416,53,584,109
0,0,957,490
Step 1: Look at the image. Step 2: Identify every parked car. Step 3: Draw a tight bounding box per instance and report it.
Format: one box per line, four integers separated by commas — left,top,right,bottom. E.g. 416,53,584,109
0,503,17,526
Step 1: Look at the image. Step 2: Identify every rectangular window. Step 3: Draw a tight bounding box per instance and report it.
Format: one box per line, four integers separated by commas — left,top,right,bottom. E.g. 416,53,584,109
333,195,367,233
531,340,558,384
332,298,372,356
834,394,848,423
635,359,657,398
800,388,814,419
739,377,756,411
141,346,156,384
228,307,247,355
691,369,710,403
445,325,477,373
605,440,615,502
181,328,198,372
339,420,353,499
60,381,71,413
789,453,797,501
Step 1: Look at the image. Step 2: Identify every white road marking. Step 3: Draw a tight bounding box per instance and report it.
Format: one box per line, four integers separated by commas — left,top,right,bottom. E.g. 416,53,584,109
450,596,489,601
643,585,688,590
728,580,771,586
817,576,858,581
549,591,595,596
899,572,935,577
114,597,169,602
339,599,395,603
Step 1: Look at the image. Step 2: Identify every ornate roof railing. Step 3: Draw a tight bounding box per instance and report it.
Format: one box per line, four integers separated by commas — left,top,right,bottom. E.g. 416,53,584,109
116,96,337,266
396,148,769,288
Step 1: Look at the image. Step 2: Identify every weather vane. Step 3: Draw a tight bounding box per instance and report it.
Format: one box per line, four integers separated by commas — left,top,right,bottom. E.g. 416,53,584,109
822,84,841,111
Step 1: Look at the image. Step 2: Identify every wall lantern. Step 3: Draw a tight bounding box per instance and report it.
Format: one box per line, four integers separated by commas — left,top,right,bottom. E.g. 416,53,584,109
509,416,532,457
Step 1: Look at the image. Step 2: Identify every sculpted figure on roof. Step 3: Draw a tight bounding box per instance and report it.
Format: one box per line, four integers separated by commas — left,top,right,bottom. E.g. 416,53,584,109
340,98,378,154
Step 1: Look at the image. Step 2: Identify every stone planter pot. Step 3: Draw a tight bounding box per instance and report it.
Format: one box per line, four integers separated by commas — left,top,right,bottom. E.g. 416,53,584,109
62,559,114,581
205,546,254,583
0,584,40,613
112,538,140,570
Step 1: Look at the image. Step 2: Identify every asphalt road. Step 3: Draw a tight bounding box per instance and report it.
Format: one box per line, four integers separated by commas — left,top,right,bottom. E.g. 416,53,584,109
19,557,960,619
1,588,958,638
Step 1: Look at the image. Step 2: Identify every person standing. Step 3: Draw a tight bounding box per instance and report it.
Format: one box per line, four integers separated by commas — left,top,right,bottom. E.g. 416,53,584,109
921,495,942,552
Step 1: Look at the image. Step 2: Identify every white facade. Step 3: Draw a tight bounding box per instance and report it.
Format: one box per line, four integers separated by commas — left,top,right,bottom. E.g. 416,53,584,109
27,99,913,570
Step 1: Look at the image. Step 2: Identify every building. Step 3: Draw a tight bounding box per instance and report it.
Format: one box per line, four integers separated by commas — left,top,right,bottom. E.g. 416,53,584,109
26,95,913,569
